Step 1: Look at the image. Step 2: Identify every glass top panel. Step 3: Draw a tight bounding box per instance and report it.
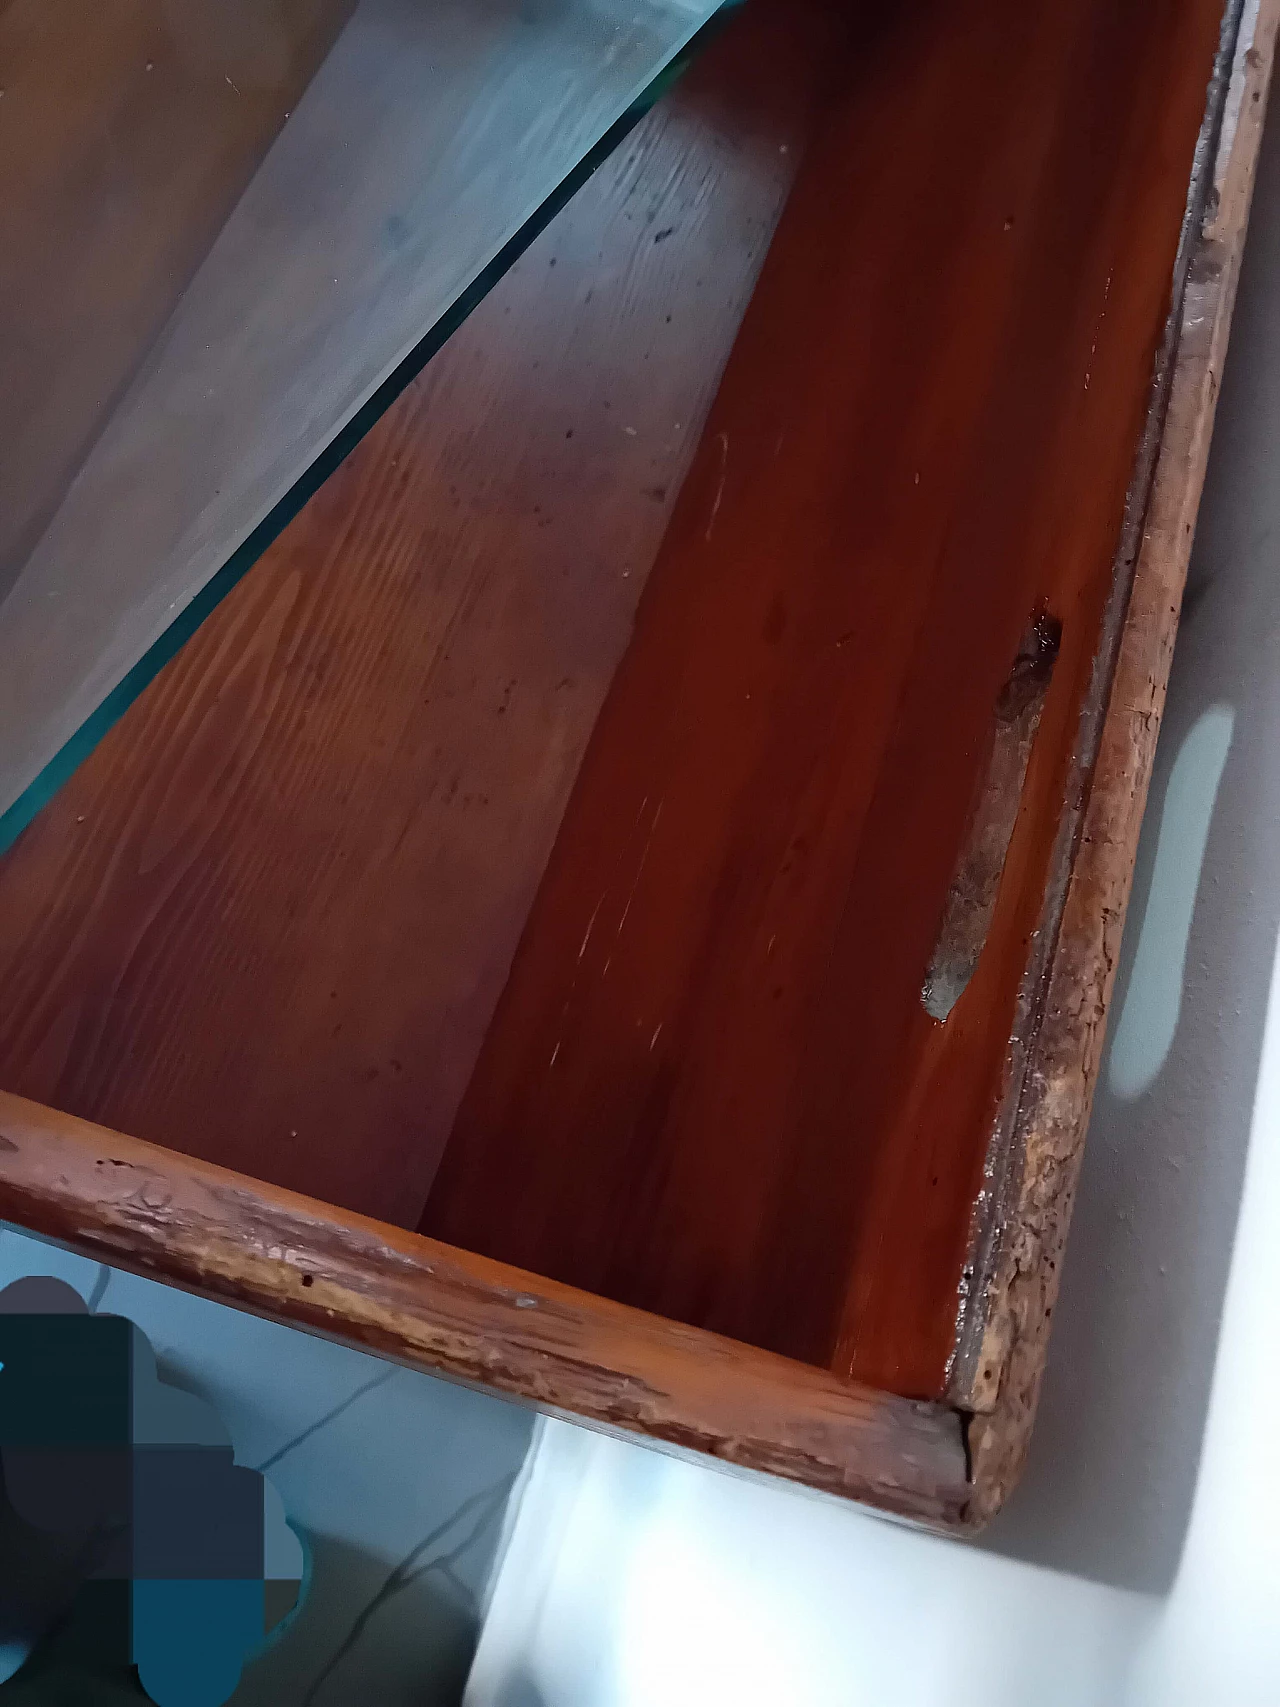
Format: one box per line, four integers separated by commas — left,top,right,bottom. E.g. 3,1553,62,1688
0,0,721,839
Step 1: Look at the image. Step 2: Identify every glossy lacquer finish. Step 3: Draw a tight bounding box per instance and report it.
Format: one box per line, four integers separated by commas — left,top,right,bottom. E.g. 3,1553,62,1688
423,0,1229,1398
0,0,1231,1420
0,0,829,1215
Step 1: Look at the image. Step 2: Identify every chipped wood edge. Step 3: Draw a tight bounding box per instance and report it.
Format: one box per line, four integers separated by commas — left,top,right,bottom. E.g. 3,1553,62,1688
0,1089,969,1527
949,0,1253,1412
0,6,1268,1539
963,0,1279,1526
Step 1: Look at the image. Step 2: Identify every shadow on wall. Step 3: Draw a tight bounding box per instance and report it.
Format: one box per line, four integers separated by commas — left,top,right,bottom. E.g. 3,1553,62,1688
239,1530,483,1707
492,1676,549,1707
982,99,1280,1594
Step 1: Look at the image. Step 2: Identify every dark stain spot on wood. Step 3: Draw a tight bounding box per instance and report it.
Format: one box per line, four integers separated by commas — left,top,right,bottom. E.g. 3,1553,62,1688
922,613,1062,1023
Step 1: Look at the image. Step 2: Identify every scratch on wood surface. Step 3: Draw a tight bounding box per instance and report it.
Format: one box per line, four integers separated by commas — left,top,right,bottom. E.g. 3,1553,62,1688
1084,269,1114,392
578,893,606,962
616,801,663,940
706,431,729,540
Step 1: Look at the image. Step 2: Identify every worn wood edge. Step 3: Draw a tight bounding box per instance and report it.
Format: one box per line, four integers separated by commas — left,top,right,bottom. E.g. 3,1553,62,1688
949,0,1252,1415
0,1088,969,1526
961,0,1278,1526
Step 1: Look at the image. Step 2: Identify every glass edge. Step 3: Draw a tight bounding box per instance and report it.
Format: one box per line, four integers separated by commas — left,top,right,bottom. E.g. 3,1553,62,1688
0,1,739,857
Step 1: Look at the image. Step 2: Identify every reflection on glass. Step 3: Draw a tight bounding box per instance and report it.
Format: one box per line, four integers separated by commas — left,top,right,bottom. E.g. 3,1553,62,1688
0,0,721,842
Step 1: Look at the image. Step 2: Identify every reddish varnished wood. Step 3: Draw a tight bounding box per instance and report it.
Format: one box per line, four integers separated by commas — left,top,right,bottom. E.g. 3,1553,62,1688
423,0,1227,1397
0,0,1267,1513
968,0,1280,1513
0,0,835,1222
0,0,1230,1409
0,1089,971,1527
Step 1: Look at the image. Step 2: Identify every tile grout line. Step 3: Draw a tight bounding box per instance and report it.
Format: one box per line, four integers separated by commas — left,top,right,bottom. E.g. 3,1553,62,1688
254,1366,399,1474
300,1472,517,1707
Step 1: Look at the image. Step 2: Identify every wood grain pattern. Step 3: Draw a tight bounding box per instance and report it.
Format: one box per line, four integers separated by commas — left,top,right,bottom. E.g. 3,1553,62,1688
0,0,1266,1528
966,0,1279,1522
0,1090,971,1527
0,0,727,824
423,0,1229,1398
0,0,836,1223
